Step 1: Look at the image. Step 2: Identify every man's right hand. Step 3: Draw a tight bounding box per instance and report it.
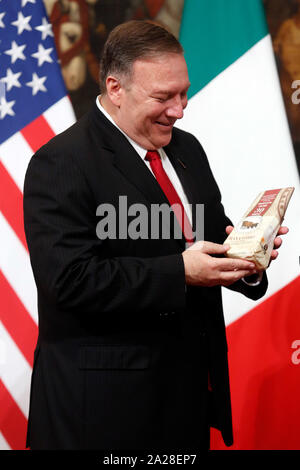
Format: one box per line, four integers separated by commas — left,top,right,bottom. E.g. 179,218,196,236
182,241,258,287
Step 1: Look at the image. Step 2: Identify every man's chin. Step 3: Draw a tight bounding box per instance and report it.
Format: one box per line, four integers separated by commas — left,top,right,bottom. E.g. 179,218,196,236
151,130,173,149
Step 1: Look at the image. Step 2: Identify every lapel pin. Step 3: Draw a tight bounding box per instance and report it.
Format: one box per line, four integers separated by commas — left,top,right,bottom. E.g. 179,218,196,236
177,158,186,169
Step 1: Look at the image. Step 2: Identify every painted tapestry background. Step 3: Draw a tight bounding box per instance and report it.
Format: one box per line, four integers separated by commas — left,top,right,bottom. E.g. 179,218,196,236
43,0,184,118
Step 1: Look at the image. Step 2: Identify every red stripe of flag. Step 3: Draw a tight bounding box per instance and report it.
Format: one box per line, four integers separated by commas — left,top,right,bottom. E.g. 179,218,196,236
0,162,27,251
0,271,37,368
0,380,28,450
20,115,55,153
211,275,300,450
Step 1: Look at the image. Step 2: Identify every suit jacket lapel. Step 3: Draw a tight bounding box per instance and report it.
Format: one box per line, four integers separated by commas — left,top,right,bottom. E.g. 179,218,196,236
164,140,200,232
112,141,171,208
90,104,171,207
112,142,187,249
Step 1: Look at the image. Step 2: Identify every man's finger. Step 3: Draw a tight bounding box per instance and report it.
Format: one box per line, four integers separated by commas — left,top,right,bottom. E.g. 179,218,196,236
187,240,230,254
221,269,258,284
270,250,279,261
225,225,234,235
273,236,282,249
277,226,289,235
217,257,256,272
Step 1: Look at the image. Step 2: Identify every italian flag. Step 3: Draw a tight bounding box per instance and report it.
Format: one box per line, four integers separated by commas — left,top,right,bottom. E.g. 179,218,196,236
178,0,300,450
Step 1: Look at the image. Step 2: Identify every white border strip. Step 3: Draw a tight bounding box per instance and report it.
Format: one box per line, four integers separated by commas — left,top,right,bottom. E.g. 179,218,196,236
0,321,31,418
0,213,38,324
0,132,33,193
0,432,11,450
43,96,76,135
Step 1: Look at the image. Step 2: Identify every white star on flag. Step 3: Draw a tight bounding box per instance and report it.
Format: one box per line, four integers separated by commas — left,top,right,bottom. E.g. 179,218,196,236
4,40,26,64
0,95,15,119
11,11,32,35
35,17,53,40
21,0,36,7
26,72,47,95
0,12,5,28
31,43,53,67
1,68,22,91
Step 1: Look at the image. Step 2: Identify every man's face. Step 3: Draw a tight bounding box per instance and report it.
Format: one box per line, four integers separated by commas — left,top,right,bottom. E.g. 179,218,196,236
115,53,190,150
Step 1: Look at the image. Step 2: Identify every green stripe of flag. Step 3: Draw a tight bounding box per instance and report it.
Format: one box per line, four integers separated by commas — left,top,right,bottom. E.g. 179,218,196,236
179,0,269,98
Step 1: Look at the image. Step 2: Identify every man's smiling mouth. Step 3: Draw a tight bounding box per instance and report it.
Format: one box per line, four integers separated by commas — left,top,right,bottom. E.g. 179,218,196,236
155,121,174,128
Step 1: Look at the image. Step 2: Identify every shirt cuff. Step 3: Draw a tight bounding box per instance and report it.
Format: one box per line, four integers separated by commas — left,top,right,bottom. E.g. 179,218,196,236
242,271,264,286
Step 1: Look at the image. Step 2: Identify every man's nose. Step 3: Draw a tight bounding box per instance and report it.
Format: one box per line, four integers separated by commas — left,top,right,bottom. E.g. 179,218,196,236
166,96,185,119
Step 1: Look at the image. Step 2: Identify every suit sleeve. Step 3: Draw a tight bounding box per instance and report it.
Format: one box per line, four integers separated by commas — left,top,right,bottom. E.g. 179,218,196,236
23,146,187,317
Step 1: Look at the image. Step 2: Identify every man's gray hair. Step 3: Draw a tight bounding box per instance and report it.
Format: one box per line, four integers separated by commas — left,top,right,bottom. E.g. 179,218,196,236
99,20,183,93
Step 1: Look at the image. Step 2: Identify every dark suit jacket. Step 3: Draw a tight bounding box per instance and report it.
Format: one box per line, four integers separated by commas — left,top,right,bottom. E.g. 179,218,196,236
23,103,268,450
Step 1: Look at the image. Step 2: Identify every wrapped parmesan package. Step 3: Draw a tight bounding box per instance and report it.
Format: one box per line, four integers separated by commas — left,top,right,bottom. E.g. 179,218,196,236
224,187,294,270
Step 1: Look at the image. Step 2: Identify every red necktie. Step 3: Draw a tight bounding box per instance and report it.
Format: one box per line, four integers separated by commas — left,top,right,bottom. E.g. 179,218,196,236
145,150,194,245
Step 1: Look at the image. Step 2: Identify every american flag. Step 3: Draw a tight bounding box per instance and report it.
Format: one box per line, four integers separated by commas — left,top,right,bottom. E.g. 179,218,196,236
0,0,75,449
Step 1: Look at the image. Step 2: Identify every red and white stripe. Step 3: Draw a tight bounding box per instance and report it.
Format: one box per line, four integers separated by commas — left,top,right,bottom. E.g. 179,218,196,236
0,96,75,450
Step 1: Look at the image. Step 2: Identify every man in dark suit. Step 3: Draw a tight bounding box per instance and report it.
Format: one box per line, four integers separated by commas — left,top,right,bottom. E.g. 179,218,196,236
23,20,286,450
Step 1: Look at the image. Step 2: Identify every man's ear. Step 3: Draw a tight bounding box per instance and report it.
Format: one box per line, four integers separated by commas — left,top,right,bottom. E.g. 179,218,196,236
106,75,123,107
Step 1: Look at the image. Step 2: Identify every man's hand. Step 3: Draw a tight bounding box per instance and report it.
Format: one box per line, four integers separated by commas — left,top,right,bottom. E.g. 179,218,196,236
182,241,258,287
225,225,289,263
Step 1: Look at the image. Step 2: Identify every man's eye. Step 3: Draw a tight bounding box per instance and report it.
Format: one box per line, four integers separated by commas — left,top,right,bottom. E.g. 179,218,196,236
153,96,167,102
